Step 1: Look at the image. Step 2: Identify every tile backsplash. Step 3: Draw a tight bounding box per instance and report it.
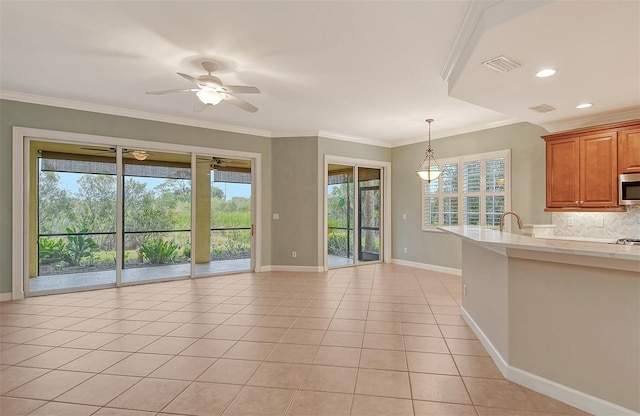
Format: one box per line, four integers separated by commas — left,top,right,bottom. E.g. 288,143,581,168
552,206,640,239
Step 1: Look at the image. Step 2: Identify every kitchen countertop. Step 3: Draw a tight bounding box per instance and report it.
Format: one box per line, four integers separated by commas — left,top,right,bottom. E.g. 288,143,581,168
438,226,640,262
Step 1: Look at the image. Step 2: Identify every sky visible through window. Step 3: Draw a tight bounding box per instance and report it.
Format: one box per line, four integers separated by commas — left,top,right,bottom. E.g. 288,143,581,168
57,172,249,200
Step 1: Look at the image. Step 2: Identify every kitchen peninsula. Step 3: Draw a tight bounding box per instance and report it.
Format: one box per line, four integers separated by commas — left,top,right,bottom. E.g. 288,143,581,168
439,226,640,416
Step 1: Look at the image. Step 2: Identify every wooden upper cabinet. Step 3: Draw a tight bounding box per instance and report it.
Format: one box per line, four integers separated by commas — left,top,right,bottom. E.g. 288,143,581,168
541,120,640,211
546,137,580,208
618,126,640,173
579,132,618,207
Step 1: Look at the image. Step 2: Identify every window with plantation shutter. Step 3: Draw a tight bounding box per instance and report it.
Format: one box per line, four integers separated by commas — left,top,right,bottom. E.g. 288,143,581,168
422,150,510,230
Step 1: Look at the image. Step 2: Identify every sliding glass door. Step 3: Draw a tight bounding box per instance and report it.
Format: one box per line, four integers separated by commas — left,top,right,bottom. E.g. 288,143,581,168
193,156,252,276
32,142,117,293
122,150,192,284
327,163,383,269
357,167,381,263
327,164,355,268
27,138,255,296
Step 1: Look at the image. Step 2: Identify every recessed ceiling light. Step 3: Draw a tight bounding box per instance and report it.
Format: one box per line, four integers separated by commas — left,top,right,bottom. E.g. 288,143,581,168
536,68,556,78
576,103,593,109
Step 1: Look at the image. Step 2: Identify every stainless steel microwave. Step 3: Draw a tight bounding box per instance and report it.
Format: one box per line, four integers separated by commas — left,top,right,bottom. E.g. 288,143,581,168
619,173,640,205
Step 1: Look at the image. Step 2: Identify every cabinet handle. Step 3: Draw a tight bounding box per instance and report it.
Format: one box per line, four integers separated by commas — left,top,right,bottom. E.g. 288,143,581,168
580,200,584,204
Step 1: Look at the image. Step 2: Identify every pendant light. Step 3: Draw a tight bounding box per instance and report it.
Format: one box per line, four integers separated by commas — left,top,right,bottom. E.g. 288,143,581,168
416,118,442,182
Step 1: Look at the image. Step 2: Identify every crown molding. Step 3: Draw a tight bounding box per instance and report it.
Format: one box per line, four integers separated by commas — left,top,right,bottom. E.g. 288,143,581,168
270,129,392,148
441,0,501,84
0,90,536,149
1,90,391,146
0,90,272,138
271,132,318,139
317,130,392,148
392,117,520,148
541,107,640,133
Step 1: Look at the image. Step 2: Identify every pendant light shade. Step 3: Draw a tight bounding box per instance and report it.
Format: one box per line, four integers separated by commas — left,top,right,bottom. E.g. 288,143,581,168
416,118,442,182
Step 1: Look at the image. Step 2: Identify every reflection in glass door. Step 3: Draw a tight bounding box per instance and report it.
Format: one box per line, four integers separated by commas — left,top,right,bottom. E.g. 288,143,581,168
327,165,355,268
358,167,381,263
122,150,192,283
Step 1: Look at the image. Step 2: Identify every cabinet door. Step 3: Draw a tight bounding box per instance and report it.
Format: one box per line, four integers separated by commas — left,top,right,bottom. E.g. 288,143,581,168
618,127,640,173
546,138,580,207
580,132,618,207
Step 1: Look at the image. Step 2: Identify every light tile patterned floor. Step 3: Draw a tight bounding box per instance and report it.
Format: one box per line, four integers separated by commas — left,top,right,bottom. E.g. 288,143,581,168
0,264,591,416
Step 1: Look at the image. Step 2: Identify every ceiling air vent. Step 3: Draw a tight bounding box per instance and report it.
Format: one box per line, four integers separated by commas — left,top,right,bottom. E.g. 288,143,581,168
482,56,521,73
529,104,556,113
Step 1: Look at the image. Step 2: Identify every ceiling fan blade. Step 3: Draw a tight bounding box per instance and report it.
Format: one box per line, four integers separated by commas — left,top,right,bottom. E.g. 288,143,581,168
224,94,258,113
146,88,195,95
193,98,207,112
222,85,261,94
178,72,202,86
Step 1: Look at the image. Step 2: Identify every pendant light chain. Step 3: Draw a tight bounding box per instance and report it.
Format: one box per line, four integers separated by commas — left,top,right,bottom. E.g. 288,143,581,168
416,118,442,182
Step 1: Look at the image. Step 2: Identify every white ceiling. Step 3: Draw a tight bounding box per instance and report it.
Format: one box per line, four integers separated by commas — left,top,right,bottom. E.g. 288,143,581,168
1,0,638,147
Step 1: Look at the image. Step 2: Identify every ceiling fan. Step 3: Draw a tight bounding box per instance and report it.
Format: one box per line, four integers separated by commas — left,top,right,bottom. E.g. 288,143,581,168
81,147,151,161
146,61,260,113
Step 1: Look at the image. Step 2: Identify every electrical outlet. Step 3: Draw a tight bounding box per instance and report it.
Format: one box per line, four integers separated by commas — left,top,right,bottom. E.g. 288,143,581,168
402,213,407,220
463,284,468,296
273,213,279,220
403,247,408,254
291,251,296,258
567,217,575,226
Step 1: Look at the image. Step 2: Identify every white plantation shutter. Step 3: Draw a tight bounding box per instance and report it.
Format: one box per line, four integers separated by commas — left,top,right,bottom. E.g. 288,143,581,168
485,158,505,192
463,160,481,193
484,157,506,226
421,150,510,230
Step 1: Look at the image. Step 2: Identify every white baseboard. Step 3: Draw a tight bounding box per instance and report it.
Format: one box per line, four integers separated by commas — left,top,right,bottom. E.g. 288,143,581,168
260,265,325,273
460,307,509,377
0,292,14,302
391,258,461,276
461,307,639,416
508,366,639,416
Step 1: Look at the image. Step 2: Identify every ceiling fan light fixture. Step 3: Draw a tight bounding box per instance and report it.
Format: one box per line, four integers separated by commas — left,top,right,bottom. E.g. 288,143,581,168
416,118,442,182
196,88,224,105
131,150,148,161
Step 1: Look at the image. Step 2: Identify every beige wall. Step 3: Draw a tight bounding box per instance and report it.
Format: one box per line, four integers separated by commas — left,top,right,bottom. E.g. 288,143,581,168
509,258,640,412
461,240,509,360
271,137,319,266
269,135,392,268
461,239,640,413
391,122,551,270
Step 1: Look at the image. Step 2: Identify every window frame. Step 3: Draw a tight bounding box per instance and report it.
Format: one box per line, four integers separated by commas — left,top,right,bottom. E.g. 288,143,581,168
421,149,511,231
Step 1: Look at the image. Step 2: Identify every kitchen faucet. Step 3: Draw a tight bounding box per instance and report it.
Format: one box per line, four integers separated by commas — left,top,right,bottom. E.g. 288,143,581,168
499,211,524,232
